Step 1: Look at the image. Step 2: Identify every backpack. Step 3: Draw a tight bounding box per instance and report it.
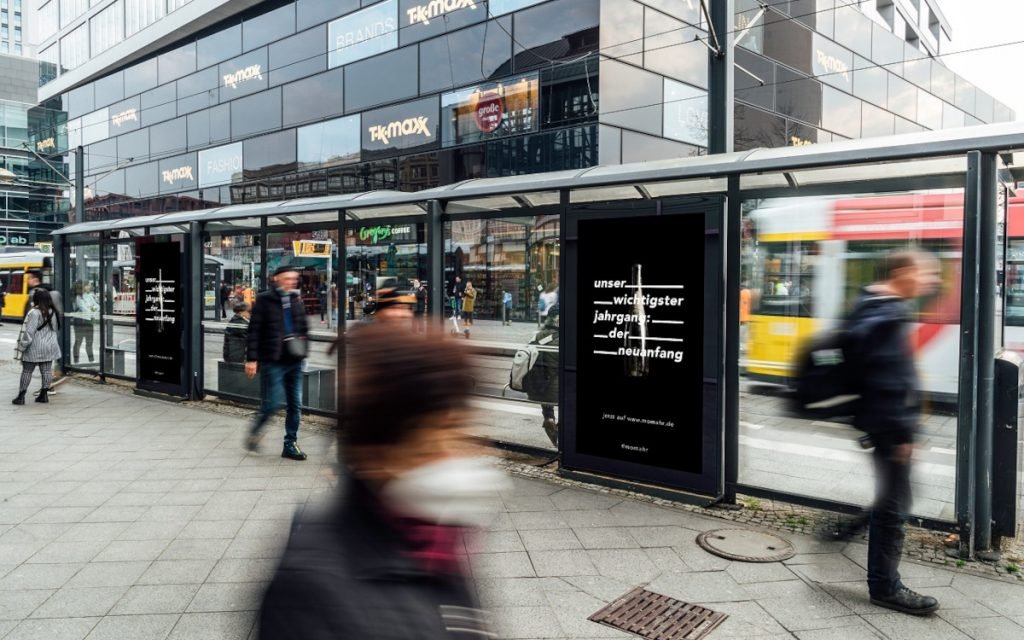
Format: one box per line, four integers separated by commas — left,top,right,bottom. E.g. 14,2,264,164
788,295,897,421
509,345,540,392
789,328,861,420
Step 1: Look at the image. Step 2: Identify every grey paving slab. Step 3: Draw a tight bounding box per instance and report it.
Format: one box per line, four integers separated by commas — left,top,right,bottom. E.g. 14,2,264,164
491,606,565,639
166,611,256,640
109,584,201,615
186,582,266,613
586,549,662,583
93,540,171,563
471,552,538,579
3,616,100,640
757,590,857,632
466,530,526,554
542,589,630,638
137,560,217,586
861,612,973,639
158,538,231,562
26,541,108,564
0,562,84,591
518,529,583,552
572,527,639,550
82,613,180,640
206,559,279,584
31,586,131,619
0,588,55,620
690,600,792,639
65,561,151,588
528,550,597,578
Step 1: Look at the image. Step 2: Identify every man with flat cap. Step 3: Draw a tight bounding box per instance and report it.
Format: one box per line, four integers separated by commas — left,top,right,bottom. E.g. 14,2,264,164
245,265,310,461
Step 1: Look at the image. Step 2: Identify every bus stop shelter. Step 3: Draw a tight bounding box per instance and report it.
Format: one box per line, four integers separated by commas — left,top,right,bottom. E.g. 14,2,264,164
53,121,1024,559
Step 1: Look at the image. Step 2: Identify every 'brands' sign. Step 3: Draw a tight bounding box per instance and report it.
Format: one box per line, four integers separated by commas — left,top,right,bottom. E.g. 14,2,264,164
368,116,432,145
161,166,195,185
111,108,138,127
407,0,476,25
328,0,399,68
223,64,264,89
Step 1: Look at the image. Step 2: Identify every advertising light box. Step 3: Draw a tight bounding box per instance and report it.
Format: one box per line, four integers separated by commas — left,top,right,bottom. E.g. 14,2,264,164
440,73,539,147
137,240,186,396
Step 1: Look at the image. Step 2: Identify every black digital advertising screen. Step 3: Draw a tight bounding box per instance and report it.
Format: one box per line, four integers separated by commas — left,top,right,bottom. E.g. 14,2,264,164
575,213,705,473
137,240,184,391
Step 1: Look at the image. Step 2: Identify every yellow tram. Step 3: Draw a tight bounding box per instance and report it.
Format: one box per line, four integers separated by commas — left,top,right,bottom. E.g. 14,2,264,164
0,251,54,319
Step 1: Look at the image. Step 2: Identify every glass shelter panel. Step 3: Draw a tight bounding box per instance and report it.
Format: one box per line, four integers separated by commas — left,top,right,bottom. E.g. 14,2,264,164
445,215,560,451
66,243,101,372
738,188,964,522
102,242,138,379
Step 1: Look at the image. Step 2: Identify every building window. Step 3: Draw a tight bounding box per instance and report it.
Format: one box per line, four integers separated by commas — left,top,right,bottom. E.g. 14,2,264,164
59,0,89,29
60,24,89,73
126,0,166,37
38,2,58,44
39,43,59,84
168,0,193,11
91,2,124,55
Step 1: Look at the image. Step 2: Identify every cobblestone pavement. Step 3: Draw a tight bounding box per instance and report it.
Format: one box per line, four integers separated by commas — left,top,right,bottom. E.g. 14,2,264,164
2,371,1023,639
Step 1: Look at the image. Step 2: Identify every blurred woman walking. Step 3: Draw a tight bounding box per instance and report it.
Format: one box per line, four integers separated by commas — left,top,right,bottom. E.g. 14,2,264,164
13,289,62,405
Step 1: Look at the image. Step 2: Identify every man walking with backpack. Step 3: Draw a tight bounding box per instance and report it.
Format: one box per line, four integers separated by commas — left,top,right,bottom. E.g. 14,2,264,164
845,250,942,616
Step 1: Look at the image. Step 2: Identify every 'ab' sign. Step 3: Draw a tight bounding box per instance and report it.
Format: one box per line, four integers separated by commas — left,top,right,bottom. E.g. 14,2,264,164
0,235,28,245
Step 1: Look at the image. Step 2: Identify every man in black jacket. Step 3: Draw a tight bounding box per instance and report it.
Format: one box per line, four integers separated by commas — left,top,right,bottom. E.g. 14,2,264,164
245,266,309,461
849,250,941,616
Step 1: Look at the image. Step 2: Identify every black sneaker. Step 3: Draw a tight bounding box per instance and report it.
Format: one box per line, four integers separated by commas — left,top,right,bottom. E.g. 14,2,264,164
282,443,307,461
244,433,262,452
871,586,939,616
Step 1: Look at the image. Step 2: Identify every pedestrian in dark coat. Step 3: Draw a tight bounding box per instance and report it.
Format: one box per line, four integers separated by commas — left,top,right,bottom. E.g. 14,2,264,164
259,323,508,639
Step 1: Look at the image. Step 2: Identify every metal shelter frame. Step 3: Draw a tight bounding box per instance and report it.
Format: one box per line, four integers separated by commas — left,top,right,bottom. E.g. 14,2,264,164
54,121,1024,558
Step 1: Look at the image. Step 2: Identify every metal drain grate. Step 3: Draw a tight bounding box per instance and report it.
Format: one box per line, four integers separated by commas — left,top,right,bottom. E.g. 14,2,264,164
588,587,728,640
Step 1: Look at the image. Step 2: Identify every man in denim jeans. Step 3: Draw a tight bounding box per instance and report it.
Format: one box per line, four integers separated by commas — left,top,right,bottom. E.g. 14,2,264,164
245,266,309,461
848,251,941,616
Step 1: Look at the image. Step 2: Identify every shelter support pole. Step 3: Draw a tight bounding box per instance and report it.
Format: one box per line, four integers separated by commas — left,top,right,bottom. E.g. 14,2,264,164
955,152,982,557
53,234,68,372
74,146,84,225
974,152,999,556
336,209,347,440
708,0,734,155
722,175,741,503
428,200,444,330
188,222,203,400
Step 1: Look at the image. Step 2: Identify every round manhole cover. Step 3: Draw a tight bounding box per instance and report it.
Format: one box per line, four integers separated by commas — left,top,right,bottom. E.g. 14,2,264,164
696,529,795,563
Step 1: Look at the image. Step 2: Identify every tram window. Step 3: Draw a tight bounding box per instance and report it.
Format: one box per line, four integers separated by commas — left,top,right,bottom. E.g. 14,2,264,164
1006,240,1024,326
755,242,816,318
0,272,8,294
9,272,24,294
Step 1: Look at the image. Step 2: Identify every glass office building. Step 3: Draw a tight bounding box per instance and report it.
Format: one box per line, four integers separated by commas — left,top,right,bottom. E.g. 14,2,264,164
31,0,1014,224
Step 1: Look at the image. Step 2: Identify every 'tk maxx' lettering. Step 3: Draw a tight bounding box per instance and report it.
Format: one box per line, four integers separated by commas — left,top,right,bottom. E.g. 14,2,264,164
223,65,264,89
368,117,432,145
162,166,195,184
407,0,477,26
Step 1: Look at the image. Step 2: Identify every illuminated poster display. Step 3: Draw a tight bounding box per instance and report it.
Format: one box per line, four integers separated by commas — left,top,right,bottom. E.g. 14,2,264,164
563,205,723,496
440,73,539,147
137,240,186,395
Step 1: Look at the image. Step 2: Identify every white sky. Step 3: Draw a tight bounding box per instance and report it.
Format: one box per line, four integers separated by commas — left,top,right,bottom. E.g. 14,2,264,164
940,0,1024,119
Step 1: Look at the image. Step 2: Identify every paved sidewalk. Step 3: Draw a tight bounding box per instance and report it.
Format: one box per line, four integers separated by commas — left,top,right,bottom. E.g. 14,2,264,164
1,372,1023,639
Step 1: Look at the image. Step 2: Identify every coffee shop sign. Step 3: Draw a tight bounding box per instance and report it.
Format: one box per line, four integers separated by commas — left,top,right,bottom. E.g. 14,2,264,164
359,225,412,243
407,0,477,26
